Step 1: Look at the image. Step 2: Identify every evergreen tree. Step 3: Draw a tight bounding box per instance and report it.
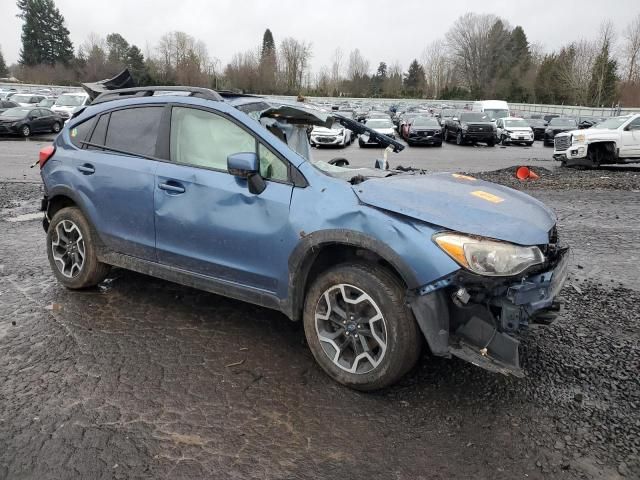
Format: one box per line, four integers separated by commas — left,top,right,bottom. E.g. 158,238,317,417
0,46,8,77
106,33,130,65
17,0,74,65
403,59,425,97
259,28,277,93
588,42,618,106
370,62,387,96
126,45,152,86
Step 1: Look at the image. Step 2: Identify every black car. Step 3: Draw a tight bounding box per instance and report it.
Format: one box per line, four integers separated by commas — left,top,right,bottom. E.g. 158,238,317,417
0,107,64,137
0,100,19,114
543,117,578,146
444,111,496,146
577,116,606,129
527,118,547,140
405,116,443,146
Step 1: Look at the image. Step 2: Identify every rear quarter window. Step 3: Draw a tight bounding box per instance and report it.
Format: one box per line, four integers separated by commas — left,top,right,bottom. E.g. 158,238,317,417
69,117,97,149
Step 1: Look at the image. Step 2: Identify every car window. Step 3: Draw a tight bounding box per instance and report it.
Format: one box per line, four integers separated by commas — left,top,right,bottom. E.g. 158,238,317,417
170,107,255,171
258,143,288,181
70,117,97,149
105,107,163,157
88,113,110,150
627,117,640,129
30,109,41,118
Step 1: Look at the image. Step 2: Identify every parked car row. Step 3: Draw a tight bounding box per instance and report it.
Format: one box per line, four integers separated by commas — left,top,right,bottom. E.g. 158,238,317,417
0,106,64,136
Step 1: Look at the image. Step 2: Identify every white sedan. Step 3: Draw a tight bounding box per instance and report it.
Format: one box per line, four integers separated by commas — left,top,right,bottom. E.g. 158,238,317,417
310,122,353,148
496,117,534,146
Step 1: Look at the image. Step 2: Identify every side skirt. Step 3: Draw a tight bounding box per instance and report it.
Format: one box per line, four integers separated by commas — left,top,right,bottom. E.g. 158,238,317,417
99,251,284,313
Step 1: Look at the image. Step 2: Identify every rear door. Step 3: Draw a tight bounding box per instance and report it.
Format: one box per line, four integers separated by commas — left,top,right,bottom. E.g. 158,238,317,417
69,106,163,260
620,117,640,158
154,105,294,293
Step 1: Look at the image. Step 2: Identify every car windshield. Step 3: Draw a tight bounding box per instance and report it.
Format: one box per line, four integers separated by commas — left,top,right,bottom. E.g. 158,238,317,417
549,118,577,126
460,113,490,122
10,95,32,103
55,95,86,107
413,117,439,127
366,119,393,128
504,119,530,127
484,109,509,120
0,107,31,117
594,116,629,129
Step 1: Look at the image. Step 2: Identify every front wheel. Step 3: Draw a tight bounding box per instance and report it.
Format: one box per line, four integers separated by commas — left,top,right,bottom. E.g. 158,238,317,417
52,122,61,133
501,135,509,145
456,131,463,145
303,263,422,391
46,207,110,289
487,139,495,147
525,141,533,146
21,125,31,137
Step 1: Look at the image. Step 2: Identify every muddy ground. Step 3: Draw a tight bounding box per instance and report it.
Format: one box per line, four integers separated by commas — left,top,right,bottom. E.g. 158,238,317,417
0,160,639,479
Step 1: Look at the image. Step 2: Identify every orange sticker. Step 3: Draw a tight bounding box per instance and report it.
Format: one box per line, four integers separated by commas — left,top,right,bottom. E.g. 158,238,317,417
471,190,504,203
452,173,476,181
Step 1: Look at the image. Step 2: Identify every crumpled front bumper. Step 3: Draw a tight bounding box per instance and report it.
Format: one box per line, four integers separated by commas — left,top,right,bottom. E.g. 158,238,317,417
410,247,570,377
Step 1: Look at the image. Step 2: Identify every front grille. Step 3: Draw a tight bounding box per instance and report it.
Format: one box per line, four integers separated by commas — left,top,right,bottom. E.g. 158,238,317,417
316,136,336,143
554,136,571,151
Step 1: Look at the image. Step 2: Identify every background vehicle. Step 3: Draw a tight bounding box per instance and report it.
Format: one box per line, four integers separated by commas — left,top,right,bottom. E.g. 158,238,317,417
544,117,578,146
0,106,62,136
37,98,57,108
496,117,534,146
472,100,510,122
404,117,443,146
0,100,19,114
359,118,395,146
444,111,496,146
51,92,90,119
10,93,45,107
526,118,547,140
310,121,352,147
38,86,567,391
577,116,606,129
554,114,640,167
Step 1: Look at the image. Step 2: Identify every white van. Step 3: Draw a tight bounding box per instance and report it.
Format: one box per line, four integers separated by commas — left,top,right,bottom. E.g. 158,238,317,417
472,100,510,122
51,92,90,119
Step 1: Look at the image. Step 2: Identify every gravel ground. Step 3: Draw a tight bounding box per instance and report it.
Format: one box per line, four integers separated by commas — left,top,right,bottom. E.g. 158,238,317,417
470,165,640,191
0,167,638,479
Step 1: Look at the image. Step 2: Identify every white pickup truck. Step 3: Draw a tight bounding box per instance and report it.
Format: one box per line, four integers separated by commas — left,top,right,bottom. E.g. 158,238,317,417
553,113,640,167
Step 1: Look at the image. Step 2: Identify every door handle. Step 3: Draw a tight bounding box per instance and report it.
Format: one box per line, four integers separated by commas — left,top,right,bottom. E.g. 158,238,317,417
77,164,95,174
158,182,186,194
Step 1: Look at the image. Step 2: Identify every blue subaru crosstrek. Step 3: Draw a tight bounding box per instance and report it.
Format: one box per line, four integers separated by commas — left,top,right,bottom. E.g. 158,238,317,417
39,86,569,390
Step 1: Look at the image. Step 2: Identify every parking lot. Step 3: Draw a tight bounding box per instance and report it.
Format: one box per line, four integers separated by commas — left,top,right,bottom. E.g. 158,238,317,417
1,135,639,479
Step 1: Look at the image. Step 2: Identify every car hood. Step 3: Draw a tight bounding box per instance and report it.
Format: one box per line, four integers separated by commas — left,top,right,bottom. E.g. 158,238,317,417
505,127,532,132
312,126,341,135
353,172,556,245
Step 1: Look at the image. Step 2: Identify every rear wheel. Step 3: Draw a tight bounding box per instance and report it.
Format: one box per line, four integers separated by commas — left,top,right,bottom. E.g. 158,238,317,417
46,207,110,289
303,263,421,391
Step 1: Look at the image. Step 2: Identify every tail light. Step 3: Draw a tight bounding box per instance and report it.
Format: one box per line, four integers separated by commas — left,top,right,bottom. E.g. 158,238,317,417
39,145,56,169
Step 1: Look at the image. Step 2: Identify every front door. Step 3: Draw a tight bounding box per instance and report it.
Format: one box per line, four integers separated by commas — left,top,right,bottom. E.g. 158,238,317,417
155,106,294,293
620,117,640,158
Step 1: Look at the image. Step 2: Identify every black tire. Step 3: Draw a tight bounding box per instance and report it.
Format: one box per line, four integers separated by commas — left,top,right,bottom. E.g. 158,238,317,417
436,142,443,147
487,139,495,147
51,122,61,133
303,262,422,391
525,141,533,147
501,135,509,146
358,140,364,148
456,131,463,145
46,206,110,289
21,125,30,137
443,128,449,142
586,146,601,168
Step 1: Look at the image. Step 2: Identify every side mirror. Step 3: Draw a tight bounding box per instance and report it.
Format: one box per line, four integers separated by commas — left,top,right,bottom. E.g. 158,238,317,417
227,152,265,195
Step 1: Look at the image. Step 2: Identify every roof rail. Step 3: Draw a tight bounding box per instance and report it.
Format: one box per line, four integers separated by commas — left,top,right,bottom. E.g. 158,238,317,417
92,86,223,105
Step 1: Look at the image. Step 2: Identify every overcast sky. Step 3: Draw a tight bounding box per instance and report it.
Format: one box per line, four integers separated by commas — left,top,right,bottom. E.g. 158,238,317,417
2,0,639,71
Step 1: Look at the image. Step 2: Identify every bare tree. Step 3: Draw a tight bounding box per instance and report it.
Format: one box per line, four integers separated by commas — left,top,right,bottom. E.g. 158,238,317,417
279,37,312,92
555,40,598,105
622,14,640,82
330,47,343,91
445,13,499,96
384,61,403,97
421,40,455,98
347,48,369,80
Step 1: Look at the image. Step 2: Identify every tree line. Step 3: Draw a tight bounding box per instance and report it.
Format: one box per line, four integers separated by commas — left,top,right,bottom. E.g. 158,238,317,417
3,1,640,107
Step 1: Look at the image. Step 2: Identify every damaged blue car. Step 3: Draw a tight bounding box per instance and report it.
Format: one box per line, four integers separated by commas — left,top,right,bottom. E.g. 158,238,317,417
39,86,569,391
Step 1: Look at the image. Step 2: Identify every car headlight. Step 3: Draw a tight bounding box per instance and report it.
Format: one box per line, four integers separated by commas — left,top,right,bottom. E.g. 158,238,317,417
434,233,545,277
572,133,585,144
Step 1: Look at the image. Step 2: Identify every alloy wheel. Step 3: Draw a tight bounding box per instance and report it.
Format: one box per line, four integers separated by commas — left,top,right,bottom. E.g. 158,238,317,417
314,283,388,374
51,219,85,278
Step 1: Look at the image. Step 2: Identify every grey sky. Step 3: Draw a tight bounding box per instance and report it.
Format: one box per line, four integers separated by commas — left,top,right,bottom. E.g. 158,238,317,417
2,0,639,72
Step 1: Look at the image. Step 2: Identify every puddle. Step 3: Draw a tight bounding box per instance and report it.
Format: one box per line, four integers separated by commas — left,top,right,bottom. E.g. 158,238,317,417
5,212,43,222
